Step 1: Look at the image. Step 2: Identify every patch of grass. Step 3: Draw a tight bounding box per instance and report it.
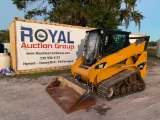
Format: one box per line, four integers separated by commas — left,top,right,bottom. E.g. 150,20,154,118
147,48,160,60
3,69,71,79
147,48,156,58
147,48,160,66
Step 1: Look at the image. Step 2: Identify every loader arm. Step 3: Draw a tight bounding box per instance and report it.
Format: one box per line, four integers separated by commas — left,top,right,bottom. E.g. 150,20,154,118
71,40,148,85
89,41,147,84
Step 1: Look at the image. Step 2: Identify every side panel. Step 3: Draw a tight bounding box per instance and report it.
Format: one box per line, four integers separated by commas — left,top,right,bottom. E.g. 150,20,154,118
10,19,18,73
156,40,160,58
88,42,146,83
95,52,147,87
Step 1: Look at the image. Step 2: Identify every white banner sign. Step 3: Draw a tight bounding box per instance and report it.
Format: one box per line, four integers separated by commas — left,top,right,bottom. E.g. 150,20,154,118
16,21,87,70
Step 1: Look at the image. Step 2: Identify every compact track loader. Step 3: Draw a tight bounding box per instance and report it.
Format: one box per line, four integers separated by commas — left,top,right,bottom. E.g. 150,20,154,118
46,29,150,114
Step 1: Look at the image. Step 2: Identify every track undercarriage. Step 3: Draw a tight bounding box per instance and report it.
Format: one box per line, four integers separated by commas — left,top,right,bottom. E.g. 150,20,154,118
97,70,145,100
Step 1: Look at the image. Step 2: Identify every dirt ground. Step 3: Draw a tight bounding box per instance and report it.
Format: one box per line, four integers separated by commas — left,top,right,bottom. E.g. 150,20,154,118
0,58,160,120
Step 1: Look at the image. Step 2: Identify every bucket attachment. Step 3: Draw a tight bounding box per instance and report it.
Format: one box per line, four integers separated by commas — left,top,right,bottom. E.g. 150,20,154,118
46,75,96,114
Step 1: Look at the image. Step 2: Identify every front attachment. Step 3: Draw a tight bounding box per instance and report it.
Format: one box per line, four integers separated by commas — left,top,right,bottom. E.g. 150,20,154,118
46,75,96,114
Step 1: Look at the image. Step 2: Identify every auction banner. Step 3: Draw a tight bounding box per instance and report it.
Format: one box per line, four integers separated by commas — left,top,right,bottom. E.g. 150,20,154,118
15,21,87,70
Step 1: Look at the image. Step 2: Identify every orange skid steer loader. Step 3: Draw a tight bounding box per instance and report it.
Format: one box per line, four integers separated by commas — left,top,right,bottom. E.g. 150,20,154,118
46,28,150,114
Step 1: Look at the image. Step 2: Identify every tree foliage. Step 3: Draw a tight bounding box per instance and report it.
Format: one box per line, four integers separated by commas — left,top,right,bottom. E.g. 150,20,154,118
12,0,144,29
0,30,10,43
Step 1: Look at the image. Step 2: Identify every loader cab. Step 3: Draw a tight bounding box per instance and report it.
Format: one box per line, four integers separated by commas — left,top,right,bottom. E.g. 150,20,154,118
83,29,130,66
101,29,130,57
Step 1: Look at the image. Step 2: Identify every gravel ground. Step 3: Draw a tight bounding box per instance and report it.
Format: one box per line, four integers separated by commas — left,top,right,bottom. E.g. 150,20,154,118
0,58,160,120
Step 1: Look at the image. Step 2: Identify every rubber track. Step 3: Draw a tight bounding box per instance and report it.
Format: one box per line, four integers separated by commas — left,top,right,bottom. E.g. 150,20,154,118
97,70,145,100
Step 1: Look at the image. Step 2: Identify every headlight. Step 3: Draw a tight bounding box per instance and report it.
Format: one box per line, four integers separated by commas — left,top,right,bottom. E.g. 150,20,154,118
137,62,146,70
95,62,107,69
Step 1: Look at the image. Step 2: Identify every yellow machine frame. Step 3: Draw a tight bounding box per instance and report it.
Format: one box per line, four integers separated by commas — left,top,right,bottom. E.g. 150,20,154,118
71,41,147,87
